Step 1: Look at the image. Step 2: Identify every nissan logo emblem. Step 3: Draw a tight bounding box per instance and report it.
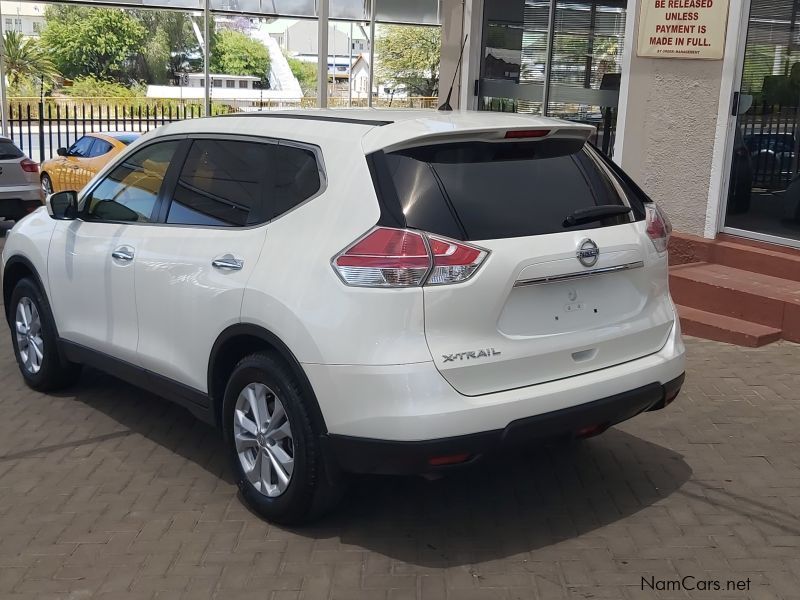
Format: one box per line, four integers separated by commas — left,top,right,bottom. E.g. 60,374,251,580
576,239,600,267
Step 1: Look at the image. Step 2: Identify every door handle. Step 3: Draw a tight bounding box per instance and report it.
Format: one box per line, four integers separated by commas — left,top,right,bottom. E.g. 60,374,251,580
112,247,134,262
212,256,244,271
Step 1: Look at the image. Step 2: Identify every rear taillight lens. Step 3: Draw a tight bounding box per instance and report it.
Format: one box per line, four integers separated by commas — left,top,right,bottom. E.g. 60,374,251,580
20,158,39,173
333,227,488,288
645,203,672,253
426,234,487,286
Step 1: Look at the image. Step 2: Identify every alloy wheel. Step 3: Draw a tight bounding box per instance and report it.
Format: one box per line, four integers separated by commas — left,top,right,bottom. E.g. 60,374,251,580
233,382,295,497
15,297,43,374
41,175,53,196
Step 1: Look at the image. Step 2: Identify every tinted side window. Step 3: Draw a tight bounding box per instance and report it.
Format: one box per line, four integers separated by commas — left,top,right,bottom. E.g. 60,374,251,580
69,136,94,158
90,139,114,157
266,144,321,220
85,141,180,223
167,139,269,227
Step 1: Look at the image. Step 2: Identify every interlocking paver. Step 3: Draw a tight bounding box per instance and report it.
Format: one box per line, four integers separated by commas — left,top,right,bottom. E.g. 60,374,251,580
0,245,799,598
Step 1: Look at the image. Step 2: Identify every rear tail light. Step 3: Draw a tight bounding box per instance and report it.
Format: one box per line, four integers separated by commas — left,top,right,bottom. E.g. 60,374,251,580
333,227,488,288
426,235,486,286
20,158,39,173
645,203,672,253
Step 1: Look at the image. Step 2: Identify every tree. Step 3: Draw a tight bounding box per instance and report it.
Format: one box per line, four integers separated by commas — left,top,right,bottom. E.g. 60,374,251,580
286,56,317,96
130,10,199,83
210,30,270,78
376,25,440,97
2,31,59,88
41,6,146,83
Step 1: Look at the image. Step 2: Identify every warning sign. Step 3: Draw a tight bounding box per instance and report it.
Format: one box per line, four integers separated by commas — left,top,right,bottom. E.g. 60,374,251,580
637,0,730,60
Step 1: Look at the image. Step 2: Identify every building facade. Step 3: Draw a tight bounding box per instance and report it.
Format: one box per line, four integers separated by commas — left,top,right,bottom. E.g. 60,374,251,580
0,1,45,37
443,0,800,250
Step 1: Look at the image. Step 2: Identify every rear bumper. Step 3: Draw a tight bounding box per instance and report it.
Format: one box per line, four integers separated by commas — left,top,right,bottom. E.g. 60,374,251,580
328,373,684,474
307,319,685,473
0,188,43,219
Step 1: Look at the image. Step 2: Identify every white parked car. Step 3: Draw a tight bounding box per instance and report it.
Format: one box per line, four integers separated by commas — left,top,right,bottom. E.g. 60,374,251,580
0,137,42,223
1,110,685,523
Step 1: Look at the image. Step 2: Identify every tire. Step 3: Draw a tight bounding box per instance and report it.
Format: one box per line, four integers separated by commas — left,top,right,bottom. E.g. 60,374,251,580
9,277,81,391
41,173,54,197
222,352,343,524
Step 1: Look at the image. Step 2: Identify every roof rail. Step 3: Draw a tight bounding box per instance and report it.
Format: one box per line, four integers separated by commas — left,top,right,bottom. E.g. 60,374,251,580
221,113,393,127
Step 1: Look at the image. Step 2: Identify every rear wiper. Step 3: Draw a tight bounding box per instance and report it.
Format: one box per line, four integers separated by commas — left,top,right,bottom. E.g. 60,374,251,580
562,205,632,228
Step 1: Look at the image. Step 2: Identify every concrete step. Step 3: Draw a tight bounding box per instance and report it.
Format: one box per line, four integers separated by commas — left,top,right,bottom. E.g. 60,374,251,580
713,240,800,282
670,232,800,281
670,263,800,342
677,305,782,347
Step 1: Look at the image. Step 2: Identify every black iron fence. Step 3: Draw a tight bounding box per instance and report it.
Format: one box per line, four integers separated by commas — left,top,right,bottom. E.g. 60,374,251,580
5,96,442,164
7,100,206,163
737,102,800,191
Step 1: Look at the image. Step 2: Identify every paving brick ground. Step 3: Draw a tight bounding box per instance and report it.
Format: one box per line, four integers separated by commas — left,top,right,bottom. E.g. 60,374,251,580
0,256,799,597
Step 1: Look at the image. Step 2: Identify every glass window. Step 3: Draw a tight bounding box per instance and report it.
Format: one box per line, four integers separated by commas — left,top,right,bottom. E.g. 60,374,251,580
213,80,222,88
376,139,634,241
85,141,180,223
0,141,24,160
166,139,269,227
376,0,439,25
68,136,95,158
89,138,114,157
239,80,248,88
226,80,235,88
266,144,322,220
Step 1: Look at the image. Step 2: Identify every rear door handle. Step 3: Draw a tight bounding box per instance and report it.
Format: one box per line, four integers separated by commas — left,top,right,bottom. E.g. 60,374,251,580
112,247,134,262
212,255,244,271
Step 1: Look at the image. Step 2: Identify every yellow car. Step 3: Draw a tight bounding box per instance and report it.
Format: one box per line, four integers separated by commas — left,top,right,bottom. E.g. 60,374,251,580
40,132,140,195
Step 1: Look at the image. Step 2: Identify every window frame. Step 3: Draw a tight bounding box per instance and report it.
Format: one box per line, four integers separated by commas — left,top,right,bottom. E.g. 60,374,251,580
155,133,327,230
77,136,190,225
76,133,327,229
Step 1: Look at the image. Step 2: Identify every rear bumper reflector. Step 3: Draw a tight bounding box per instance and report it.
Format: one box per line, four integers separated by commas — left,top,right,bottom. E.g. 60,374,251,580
513,260,645,287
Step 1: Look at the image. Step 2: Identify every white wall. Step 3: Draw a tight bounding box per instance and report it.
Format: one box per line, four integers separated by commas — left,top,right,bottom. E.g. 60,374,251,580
615,0,747,239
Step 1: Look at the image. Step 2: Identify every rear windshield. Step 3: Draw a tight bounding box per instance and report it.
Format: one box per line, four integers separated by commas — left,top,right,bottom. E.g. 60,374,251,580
0,141,23,160
371,139,645,241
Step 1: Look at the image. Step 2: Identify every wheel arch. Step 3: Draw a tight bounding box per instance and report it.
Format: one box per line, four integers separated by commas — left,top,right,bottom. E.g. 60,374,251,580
2,255,47,325
208,324,328,434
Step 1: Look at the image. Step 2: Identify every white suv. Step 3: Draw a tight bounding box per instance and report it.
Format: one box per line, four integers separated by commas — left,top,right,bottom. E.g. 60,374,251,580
1,111,685,523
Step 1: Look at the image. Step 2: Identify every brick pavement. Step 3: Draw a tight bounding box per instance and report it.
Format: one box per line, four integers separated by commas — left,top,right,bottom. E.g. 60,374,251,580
0,256,798,597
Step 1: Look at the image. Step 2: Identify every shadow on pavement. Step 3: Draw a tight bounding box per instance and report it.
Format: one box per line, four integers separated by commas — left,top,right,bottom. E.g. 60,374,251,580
66,368,691,567
299,430,692,567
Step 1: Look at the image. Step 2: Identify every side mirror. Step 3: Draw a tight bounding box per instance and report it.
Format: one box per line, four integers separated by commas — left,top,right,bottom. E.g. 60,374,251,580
56,147,68,157
46,191,79,220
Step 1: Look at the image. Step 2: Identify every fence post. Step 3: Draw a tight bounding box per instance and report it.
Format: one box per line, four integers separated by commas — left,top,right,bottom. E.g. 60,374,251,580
38,98,45,163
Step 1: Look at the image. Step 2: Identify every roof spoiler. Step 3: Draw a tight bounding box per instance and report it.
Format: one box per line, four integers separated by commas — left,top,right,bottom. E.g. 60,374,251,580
368,124,594,155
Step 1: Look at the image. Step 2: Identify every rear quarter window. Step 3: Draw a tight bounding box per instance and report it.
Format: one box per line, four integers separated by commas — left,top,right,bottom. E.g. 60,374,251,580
371,139,645,241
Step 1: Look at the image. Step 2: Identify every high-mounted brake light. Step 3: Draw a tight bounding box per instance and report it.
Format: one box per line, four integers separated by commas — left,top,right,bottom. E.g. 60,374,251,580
20,158,39,173
333,227,488,288
504,129,550,139
645,203,672,253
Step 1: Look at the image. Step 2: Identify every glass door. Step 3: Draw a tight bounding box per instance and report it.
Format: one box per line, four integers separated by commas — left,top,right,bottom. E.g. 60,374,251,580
724,0,800,246
479,0,626,156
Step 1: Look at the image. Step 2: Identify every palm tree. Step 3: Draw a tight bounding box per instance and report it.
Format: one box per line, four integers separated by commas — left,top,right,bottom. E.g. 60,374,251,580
3,30,59,88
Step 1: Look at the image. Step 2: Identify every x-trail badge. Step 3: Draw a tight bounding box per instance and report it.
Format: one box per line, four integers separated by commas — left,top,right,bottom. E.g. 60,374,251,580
577,239,599,267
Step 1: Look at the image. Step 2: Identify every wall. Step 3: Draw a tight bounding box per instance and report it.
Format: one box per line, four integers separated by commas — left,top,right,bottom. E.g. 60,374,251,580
615,0,726,238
